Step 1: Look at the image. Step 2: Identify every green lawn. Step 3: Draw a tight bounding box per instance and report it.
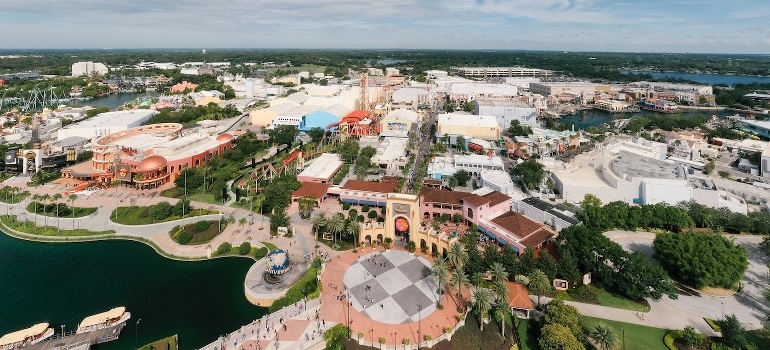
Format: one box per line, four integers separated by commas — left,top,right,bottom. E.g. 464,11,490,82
594,287,650,312
187,193,217,204
261,241,278,251
111,206,217,225
1,215,115,236
137,335,177,350
581,316,668,350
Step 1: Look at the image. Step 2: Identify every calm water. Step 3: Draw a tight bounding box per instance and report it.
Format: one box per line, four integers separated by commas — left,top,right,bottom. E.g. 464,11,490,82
0,233,265,349
68,92,159,110
622,70,770,86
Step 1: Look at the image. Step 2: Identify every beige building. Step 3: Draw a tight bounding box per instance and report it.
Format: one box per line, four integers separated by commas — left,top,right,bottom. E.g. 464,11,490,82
437,113,500,140
530,82,609,99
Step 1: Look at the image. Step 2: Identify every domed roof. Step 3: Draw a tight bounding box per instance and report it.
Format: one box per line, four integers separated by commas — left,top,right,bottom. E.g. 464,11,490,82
216,133,233,142
137,155,167,171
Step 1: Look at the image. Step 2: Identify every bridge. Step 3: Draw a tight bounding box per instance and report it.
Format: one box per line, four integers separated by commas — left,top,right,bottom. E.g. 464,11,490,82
28,323,125,350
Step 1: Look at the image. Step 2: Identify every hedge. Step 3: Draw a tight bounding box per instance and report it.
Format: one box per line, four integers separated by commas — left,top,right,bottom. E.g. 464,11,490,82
268,259,321,313
664,330,681,350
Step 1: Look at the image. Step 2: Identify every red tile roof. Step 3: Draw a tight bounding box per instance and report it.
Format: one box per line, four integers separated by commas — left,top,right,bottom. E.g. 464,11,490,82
519,228,557,248
491,211,553,240
342,176,398,194
292,182,331,199
506,282,535,310
420,188,472,206
463,191,511,208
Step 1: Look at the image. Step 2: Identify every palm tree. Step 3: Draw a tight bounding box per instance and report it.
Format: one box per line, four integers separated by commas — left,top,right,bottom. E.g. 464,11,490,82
527,269,551,308
52,193,63,231
347,220,361,252
471,271,483,289
31,194,40,226
431,258,449,306
447,242,468,272
239,217,247,228
40,193,51,226
493,297,510,339
326,213,345,246
68,194,78,230
311,213,327,247
471,287,493,331
490,262,509,283
450,269,469,310
590,322,619,350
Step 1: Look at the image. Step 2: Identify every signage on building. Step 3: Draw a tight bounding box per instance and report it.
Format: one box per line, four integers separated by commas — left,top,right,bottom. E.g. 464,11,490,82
115,163,132,181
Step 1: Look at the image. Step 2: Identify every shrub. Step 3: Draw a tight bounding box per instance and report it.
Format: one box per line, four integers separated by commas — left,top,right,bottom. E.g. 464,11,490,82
379,337,386,345
367,210,377,219
407,241,416,253
194,221,211,232
362,204,370,212
664,330,681,350
178,231,193,245
216,242,232,255
704,318,721,332
252,247,269,259
342,202,351,210
568,285,599,304
238,242,252,255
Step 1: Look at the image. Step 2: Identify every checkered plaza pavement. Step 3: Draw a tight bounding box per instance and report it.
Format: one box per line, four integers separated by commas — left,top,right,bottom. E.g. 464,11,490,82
342,250,439,324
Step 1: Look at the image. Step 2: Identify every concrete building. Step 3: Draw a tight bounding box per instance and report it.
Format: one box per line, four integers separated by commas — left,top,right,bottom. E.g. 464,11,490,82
71,62,108,76
504,77,541,89
448,83,518,105
369,137,410,174
550,150,747,214
480,170,516,195
427,154,505,179
298,110,340,132
424,70,448,79
57,110,157,140
379,109,419,138
530,82,606,100
334,176,400,207
474,99,537,129
450,67,553,78
61,123,233,188
297,153,344,183
437,113,501,141
740,120,770,139
513,197,581,232
391,87,431,110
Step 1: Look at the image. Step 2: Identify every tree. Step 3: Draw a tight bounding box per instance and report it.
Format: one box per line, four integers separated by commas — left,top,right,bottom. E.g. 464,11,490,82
326,213,345,245
239,217,247,228
40,193,51,225
323,324,350,350
493,298,510,339
51,193,63,231
238,242,252,255
716,314,748,349
311,212,327,247
556,250,582,286
538,324,585,350
543,299,584,343
270,210,290,230
150,202,172,222
518,247,538,277
508,120,533,136
298,196,316,219
347,220,361,251
537,252,558,281
431,258,449,306
680,325,705,349
453,170,471,187
447,241,468,272
471,287,493,331
268,124,300,146
450,269,469,310
512,159,546,190
68,194,77,230
590,322,619,350
528,269,551,308
490,262,508,282
653,232,748,289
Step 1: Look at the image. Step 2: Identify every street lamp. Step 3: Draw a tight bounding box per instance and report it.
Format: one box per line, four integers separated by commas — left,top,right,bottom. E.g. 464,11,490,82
60,325,64,338
370,329,374,344
721,301,724,319
417,304,422,349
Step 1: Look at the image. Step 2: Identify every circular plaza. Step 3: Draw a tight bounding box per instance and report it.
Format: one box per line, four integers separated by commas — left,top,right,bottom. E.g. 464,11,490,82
320,248,465,347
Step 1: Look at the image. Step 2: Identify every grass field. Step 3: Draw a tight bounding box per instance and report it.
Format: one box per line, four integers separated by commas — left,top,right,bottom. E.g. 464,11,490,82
111,205,217,225
594,288,650,312
1,215,115,236
137,334,177,350
582,316,668,350
261,241,278,251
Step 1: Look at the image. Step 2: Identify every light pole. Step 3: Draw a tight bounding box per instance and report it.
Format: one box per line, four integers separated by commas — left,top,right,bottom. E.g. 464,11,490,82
370,328,374,344
721,301,724,319
135,318,142,348
61,325,65,338
417,304,422,349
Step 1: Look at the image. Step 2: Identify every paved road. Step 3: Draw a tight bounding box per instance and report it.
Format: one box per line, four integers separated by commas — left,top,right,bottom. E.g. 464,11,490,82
606,231,769,332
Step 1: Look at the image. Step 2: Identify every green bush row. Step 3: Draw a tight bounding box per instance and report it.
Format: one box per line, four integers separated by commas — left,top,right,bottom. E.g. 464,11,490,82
268,259,321,313
664,330,682,350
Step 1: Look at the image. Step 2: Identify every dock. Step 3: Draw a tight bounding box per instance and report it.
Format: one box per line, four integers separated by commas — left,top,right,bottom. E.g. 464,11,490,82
27,323,125,350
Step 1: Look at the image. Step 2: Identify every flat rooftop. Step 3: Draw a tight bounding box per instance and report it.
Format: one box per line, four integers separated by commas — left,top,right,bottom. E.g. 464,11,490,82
298,153,343,180
454,154,505,167
611,151,685,180
438,113,499,129
371,137,408,163
62,110,156,129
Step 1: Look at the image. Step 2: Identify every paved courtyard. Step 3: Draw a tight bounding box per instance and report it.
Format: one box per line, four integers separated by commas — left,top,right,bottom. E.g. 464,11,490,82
343,250,439,324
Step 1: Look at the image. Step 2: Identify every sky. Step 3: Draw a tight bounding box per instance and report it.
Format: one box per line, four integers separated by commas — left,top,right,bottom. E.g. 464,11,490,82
2,0,770,54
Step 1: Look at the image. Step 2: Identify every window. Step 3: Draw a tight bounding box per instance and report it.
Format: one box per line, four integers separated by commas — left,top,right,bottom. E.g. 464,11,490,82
467,207,474,219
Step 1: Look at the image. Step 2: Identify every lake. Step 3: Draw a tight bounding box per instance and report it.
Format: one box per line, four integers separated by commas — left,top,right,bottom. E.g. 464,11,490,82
0,233,265,349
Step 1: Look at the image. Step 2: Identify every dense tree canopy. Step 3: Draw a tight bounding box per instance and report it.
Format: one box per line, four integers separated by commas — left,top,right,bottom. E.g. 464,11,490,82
556,225,677,300
579,195,695,233
513,159,546,190
653,232,748,289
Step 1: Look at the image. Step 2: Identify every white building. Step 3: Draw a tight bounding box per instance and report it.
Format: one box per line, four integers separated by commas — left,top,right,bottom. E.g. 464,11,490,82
503,77,541,90
379,109,420,138
437,113,501,141
450,67,553,78
57,110,157,140
369,137,410,175
71,62,108,76
391,87,431,110
297,153,344,183
448,83,518,104
480,170,516,195
474,99,537,129
427,154,506,179
424,70,448,79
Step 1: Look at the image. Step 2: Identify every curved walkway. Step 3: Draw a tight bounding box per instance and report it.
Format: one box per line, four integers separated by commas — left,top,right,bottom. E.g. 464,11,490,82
605,230,769,332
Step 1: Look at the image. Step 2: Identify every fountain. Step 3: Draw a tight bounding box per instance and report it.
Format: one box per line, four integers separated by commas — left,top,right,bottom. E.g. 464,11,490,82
263,249,292,285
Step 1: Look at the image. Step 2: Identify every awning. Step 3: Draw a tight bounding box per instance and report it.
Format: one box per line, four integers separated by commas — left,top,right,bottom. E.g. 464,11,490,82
496,237,508,245
485,231,497,240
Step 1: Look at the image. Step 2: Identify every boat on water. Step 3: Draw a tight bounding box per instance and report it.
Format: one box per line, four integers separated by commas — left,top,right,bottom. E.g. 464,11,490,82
0,323,55,350
76,307,131,334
